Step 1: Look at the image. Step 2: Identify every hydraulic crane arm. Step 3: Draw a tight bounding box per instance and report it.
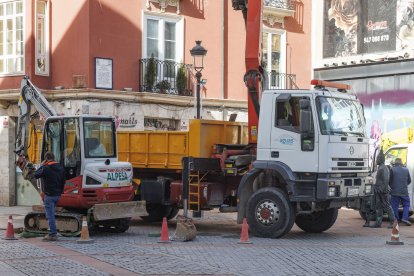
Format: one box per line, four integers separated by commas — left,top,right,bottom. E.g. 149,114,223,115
233,0,263,144
15,76,57,192
16,76,57,156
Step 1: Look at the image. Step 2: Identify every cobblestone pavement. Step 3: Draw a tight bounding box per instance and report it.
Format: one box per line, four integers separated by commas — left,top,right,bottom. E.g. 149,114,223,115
1,208,414,275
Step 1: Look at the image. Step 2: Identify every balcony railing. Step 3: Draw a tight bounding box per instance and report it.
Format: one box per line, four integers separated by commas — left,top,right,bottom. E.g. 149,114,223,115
264,72,298,90
264,0,295,10
139,58,193,96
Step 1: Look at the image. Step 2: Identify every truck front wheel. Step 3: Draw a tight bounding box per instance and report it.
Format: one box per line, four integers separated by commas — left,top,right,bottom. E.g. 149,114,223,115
246,187,295,238
295,208,338,233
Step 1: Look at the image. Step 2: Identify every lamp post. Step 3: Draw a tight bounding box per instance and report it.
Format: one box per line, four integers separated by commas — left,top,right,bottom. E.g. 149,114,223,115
190,41,207,119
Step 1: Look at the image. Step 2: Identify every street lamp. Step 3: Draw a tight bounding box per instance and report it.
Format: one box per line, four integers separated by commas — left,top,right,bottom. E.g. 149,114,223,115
190,40,207,119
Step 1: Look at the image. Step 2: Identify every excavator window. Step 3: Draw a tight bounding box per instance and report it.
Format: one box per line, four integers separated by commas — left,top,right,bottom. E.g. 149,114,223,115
42,120,62,163
83,119,115,158
63,118,81,179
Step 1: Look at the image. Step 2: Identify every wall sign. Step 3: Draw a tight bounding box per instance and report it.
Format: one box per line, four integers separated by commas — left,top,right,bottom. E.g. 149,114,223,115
95,57,113,90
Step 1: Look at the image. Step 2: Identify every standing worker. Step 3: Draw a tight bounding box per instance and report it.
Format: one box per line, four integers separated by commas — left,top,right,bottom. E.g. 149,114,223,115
368,150,395,228
34,152,66,241
390,157,412,226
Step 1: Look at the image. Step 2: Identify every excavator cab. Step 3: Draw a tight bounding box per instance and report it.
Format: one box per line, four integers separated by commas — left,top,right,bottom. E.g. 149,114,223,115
42,117,81,180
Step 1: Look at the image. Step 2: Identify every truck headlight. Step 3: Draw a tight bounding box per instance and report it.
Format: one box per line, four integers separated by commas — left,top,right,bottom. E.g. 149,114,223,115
365,184,372,194
328,186,337,197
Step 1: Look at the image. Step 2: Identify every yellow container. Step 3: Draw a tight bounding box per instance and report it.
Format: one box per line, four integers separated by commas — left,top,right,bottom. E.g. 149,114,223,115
28,119,248,170
118,119,247,169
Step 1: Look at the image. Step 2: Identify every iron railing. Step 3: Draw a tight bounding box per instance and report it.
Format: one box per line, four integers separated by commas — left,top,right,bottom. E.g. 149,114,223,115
264,72,298,90
264,0,295,10
139,58,193,96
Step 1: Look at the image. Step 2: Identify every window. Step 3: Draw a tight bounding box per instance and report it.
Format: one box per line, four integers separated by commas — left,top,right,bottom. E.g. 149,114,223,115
385,148,408,167
43,120,62,163
261,30,286,89
143,14,184,79
315,96,365,137
275,95,301,130
83,119,116,158
0,0,24,74
35,0,49,75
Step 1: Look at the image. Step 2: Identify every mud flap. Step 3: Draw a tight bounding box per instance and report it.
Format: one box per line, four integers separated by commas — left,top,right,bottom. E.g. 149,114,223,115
92,201,148,221
171,215,197,241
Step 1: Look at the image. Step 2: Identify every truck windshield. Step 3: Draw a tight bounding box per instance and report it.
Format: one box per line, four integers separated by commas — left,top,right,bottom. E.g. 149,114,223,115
315,96,365,137
83,118,116,158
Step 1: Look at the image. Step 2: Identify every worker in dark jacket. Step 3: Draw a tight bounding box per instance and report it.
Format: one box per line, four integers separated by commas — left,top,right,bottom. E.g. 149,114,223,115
369,150,395,228
390,158,412,226
34,152,66,241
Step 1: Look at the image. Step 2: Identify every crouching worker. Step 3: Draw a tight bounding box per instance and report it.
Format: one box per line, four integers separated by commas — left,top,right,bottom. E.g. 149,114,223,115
34,152,66,241
370,150,395,229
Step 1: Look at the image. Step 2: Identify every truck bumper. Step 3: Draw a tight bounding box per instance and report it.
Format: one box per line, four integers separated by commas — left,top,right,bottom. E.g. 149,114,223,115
316,176,374,201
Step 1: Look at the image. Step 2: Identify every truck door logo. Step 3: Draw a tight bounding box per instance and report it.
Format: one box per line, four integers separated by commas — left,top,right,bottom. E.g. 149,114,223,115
279,135,294,146
349,146,354,155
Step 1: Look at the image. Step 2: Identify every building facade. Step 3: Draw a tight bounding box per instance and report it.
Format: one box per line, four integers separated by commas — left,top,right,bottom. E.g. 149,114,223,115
0,0,311,206
312,0,414,169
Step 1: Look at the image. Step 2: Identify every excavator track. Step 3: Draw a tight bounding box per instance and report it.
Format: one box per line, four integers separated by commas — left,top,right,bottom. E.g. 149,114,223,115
89,218,131,233
24,211,83,236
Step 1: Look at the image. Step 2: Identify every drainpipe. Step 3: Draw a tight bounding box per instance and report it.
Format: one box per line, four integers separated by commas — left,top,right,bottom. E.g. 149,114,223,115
221,0,225,100
221,0,225,121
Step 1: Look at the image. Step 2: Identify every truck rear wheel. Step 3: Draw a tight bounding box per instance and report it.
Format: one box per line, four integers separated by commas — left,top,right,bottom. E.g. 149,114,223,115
141,204,176,222
295,208,338,233
167,207,180,220
246,187,295,238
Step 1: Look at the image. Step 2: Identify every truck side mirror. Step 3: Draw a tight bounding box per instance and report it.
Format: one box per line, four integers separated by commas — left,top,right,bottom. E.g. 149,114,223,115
299,99,311,133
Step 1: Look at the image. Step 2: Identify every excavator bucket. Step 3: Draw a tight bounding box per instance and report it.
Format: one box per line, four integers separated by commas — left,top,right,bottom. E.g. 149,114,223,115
92,201,148,221
172,215,197,241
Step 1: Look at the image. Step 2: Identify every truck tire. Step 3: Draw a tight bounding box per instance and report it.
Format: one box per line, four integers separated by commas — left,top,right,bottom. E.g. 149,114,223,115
141,204,177,222
167,207,180,220
295,208,338,233
246,187,295,238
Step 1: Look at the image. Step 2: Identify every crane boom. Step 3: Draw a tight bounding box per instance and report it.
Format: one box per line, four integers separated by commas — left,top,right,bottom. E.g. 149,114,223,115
233,0,263,144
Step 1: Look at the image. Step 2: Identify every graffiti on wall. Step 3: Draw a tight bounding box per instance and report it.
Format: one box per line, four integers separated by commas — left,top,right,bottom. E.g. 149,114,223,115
357,89,414,168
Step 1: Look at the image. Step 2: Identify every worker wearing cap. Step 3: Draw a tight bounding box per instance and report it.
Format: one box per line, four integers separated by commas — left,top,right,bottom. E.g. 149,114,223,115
390,158,412,226
34,152,66,241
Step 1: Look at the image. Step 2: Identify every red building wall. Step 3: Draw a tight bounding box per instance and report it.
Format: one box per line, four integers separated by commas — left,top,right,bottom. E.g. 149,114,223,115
0,0,312,101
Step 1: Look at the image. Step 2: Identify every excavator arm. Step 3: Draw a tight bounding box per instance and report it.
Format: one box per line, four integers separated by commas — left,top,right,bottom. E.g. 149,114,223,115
233,0,263,144
15,76,57,192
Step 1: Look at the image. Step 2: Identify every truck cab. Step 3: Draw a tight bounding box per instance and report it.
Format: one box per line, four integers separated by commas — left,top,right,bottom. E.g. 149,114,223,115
237,82,373,238
384,144,414,214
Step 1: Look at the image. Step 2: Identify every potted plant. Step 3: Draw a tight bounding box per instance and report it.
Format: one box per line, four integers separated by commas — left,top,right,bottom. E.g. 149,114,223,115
144,54,157,91
176,63,187,95
155,80,171,93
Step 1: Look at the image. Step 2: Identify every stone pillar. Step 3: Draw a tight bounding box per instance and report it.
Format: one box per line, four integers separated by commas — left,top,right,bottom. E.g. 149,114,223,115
0,116,16,206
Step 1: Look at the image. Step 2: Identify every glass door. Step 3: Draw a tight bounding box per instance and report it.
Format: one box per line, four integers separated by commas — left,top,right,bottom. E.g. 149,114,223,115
261,30,286,89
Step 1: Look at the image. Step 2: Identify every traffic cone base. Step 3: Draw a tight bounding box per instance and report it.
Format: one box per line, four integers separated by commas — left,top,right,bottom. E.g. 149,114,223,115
386,220,404,245
2,215,17,240
238,218,252,244
77,216,94,244
158,217,171,243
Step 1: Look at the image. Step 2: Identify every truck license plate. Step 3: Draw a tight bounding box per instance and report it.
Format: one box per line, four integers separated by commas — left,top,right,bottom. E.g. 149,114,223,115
347,187,359,197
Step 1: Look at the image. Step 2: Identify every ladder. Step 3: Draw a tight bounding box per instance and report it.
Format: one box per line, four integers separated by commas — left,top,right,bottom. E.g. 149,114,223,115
188,171,201,211
182,157,221,216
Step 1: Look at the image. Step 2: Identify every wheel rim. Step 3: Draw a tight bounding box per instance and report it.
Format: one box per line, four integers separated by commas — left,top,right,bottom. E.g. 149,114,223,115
256,199,280,225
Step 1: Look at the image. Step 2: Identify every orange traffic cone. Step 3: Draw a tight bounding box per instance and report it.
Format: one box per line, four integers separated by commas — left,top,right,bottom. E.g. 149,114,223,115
238,218,252,244
386,220,404,245
77,216,94,244
158,217,171,243
2,215,17,240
